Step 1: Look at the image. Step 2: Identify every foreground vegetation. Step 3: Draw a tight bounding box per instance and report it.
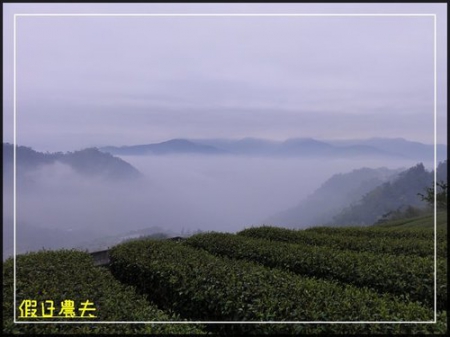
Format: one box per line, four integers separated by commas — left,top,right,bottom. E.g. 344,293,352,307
240,212,447,258
109,239,444,334
3,250,204,334
3,212,447,334
185,232,446,310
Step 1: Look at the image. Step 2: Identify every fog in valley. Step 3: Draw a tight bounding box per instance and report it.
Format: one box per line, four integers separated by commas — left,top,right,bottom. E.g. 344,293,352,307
3,152,426,258
3,4,446,258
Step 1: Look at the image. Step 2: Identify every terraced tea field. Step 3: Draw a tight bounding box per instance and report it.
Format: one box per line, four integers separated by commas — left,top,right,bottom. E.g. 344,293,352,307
3,212,447,334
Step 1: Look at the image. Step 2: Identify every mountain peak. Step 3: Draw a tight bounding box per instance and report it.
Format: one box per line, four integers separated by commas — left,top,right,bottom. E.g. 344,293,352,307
3,143,142,181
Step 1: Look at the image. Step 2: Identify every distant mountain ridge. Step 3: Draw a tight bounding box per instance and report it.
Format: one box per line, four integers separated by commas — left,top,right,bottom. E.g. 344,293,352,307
3,143,141,182
327,137,447,162
100,137,446,161
101,139,227,156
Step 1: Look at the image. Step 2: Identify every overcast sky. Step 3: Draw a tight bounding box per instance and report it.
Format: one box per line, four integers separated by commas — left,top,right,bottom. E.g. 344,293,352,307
3,3,447,152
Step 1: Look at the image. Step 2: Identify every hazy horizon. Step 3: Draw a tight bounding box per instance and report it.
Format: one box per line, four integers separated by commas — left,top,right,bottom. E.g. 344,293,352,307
4,135,447,154
3,3,447,153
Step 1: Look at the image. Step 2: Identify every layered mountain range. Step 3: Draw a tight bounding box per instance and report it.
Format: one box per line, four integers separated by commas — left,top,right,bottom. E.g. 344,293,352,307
100,137,446,162
3,140,447,258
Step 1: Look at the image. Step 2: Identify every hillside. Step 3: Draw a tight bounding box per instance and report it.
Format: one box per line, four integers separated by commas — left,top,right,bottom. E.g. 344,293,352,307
265,167,401,228
331,161,447,226
267,161,447,229
2,144,144,259
3,143,142,183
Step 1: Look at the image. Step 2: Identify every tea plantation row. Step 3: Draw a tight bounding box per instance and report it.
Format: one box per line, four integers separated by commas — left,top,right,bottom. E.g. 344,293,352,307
108,239,446,334
4,216,447,335
238,225,447,258
184,232,447,311
3,250,204,334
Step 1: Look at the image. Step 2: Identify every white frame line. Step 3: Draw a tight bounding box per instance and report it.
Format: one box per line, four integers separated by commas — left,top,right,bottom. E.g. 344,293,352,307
13,13,18,327
433,12,438,323
14,13,436,17
12,12,438,325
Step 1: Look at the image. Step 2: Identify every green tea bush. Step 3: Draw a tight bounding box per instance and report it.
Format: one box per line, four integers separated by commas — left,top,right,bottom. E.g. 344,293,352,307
3,250,204,334
109,239,444,334
238,225,446,258
187,232,446,311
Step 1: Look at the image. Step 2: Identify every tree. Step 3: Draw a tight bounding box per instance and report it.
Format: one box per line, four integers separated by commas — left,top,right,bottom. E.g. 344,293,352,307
417,181,447,210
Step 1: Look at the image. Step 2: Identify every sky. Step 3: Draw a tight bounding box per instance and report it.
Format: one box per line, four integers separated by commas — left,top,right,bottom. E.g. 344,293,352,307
3,3,448,152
